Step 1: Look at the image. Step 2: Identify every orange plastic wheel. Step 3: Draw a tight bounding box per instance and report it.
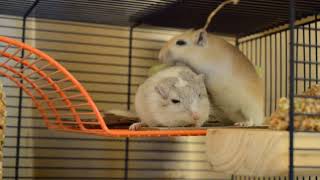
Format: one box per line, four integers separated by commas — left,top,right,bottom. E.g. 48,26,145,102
0,36,207,137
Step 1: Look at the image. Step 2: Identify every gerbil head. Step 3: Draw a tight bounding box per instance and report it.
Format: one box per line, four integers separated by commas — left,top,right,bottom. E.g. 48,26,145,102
159,0,239,63
158,29,209,64
154,73,210,127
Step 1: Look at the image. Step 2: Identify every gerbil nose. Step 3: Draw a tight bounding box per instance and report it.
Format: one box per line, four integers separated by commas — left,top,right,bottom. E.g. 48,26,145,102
192,112,200,120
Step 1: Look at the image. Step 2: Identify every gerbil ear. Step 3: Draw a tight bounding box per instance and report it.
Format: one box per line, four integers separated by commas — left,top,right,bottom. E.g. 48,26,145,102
193,29,208,47
155,85,169,99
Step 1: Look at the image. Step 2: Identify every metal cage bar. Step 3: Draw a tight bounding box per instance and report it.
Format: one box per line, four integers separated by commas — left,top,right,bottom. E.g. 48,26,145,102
16,1,39,179
237,1,320,179
288,1,296,180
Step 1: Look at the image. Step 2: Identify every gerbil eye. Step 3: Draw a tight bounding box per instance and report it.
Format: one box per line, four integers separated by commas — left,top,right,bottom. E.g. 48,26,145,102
171,99,180,104
176,40,186,46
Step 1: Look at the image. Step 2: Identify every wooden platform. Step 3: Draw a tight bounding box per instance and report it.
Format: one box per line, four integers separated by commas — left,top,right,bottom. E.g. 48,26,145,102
205,128,320,177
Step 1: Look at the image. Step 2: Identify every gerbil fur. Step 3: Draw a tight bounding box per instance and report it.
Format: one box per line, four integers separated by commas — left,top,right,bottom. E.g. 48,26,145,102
134,65,210,129
158,2,264,126
108,65,212,130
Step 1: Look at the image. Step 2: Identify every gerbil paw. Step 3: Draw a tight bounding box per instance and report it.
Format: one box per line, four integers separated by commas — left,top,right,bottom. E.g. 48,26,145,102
129,122,144,131
234,121,254,127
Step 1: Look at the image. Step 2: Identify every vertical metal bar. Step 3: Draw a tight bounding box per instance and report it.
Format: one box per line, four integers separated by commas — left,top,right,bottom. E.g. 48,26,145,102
308,24,311,88
280,32,283,97
316,14,319,83
250,40,253,63
302,26,306,91
270,35,273,115
125,23,140,180
16,1,39,180
286,30,288,97
296,28,299,93
260,37,262,66
127,29,135,110
265,37,268,116
289,0,296,179
264,37,268,115
275,33,278,110
255,38,257,65
246,41,249,58
125,25,136,180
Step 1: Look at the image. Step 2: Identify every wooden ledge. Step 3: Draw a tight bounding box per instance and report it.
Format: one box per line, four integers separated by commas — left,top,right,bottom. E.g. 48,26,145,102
205,128,320,177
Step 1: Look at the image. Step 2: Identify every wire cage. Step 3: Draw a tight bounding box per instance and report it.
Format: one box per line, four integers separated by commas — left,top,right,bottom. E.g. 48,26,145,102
0,36,208,137
1,0,320,179
236,11,320,180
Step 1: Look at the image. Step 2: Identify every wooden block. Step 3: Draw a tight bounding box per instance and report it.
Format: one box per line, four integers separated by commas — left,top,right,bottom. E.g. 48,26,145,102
205,128,320,177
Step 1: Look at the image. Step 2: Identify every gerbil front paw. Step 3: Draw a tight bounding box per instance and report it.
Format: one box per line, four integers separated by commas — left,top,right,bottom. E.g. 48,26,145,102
129,122,145,131
234,121,254,127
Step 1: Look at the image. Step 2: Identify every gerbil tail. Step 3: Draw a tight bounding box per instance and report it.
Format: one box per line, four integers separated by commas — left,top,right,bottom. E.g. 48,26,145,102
202,0,240,31
104,109,138,118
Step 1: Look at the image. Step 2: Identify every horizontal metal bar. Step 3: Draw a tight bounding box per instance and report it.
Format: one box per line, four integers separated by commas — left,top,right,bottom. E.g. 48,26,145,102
47,112,95,117
48,93,83,102
2,165,211,171
296,78,318,82
295,95,320,99
4,155,207,162
294,112,320,116
1,26,167,43
37,77,69,89
294,148,320,151
294,60,319,65
2,177,124,180
294,166,320,169
42,103,89,110
294,43,320,48
56,120,98,125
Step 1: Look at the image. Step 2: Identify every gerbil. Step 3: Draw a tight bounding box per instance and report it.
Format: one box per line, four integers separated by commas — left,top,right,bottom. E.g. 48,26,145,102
129,65,211,130
158,0,264,126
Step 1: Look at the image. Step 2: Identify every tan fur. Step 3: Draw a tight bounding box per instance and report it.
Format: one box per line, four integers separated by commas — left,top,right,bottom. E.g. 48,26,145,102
159,29,264,126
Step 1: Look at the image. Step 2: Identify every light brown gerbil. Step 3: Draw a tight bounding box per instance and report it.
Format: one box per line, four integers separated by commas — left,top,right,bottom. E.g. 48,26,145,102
159,29,264,126
158,0,263,126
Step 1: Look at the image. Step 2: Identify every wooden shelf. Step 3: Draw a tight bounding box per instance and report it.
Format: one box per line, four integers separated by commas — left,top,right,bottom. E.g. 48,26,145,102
205,128,320,177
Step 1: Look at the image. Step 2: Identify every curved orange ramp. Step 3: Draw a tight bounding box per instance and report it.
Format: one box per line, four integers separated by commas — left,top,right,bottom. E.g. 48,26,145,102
0,36,207,137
